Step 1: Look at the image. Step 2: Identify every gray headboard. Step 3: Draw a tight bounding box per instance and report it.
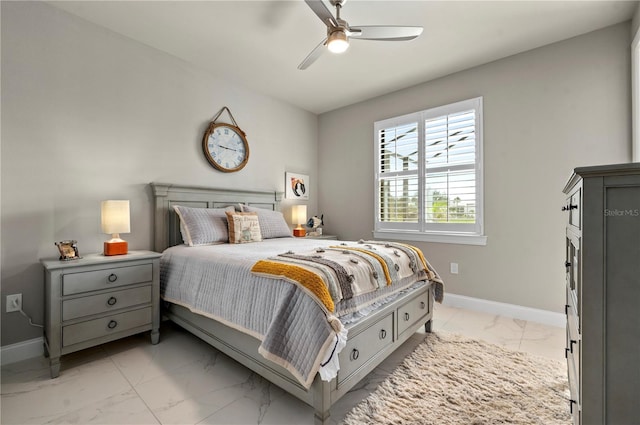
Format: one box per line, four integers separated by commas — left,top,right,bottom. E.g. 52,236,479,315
151,183,284,252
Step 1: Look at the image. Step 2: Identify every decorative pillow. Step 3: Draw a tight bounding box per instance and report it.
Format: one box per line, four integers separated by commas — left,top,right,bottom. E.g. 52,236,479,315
226,211,263,244
240,205,292,239
173,205,235,246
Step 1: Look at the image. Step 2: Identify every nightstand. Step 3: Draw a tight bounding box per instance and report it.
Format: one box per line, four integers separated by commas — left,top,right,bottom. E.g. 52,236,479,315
305,234,338,240
41,250,162,378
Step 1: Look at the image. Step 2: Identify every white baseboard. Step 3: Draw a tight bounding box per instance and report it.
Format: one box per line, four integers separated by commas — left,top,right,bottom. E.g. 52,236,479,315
1,337,44,366
441,293,565,328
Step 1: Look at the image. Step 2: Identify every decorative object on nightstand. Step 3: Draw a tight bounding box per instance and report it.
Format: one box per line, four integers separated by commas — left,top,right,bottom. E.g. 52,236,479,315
54,240,81,261
41,250,162,378
306,214,324,236
101,200,130,256
291,204,307,237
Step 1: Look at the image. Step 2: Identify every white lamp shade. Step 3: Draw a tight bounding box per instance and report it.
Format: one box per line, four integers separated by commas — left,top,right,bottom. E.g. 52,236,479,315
291,205,307,226
101,200,131,234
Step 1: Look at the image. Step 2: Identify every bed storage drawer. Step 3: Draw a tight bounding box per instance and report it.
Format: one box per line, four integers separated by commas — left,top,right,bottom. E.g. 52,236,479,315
397,289,431,337
62,285,152,321
62,307,152,347
338,312,393,383
63,264,153,295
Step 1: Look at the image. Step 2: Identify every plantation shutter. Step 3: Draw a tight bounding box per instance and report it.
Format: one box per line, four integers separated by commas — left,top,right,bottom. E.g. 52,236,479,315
425,109,477,230
377,117,420,228
374,97,483,242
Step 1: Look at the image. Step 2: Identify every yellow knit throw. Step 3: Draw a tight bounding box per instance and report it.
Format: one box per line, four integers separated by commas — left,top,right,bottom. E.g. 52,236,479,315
251,260,335,312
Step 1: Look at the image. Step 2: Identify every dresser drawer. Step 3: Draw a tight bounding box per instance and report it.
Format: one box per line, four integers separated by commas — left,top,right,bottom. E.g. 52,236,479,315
566,186,581,230
62,307,152,347
397,289,431,337
62,285,152,321
63,264,153,295
338,313,393,383
566,326,580,389
567,333,580,423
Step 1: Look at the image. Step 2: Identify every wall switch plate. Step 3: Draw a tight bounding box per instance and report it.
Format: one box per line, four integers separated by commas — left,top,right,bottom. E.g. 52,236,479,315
6,294,22,313
450,263,459,274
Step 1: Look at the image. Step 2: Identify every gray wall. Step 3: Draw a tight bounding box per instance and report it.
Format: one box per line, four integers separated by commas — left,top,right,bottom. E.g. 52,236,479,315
1,2,318,346
318,23,631,313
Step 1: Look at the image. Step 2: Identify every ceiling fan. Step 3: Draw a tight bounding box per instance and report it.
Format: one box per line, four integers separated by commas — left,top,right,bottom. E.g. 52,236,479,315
298,0,423,70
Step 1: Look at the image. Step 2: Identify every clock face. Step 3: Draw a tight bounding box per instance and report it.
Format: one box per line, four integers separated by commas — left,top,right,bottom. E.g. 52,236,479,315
202,124,249,172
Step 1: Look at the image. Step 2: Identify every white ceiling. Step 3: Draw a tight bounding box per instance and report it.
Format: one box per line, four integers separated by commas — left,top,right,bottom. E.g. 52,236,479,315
49,0,637,114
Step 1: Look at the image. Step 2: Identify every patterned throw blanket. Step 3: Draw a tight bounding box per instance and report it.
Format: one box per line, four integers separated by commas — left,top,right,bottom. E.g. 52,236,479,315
251,240,444,315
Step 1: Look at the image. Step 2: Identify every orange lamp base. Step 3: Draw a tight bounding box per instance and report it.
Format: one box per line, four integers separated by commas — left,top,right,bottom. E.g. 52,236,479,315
293,228,306,237
104,240,128,256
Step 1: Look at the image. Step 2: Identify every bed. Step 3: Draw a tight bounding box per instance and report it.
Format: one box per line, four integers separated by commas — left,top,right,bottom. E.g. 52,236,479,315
151,183,443,425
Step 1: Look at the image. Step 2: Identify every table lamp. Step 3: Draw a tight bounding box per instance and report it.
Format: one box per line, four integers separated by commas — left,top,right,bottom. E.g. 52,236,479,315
291,205,307,237
101,200,130,256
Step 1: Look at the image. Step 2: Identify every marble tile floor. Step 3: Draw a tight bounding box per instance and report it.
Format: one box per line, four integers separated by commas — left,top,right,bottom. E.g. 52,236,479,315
1,304,566,425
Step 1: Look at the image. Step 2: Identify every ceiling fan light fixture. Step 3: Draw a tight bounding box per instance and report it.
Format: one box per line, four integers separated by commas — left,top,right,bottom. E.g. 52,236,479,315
327,30,349,54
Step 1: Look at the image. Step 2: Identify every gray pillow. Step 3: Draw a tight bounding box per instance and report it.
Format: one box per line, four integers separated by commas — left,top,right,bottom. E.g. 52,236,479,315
241,205,293,239
173,205,235,246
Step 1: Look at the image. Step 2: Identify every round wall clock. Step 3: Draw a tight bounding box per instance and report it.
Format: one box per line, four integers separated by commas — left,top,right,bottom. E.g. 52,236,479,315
202,123,250,173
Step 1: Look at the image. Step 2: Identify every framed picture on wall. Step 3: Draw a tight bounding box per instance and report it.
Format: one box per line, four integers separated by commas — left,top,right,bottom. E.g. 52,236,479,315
285,172,309,200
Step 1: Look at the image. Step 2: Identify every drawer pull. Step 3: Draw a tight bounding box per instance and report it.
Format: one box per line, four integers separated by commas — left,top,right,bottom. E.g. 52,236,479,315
565,261,571,269
379,329,387,340
350,349,360,361
419,301,426,310
404,312,410,321
107,273,118,283
107,297,118,306
107,320,118,329
569,204,578,210
569,339,577,353
570,399,576,414
561,205,569,211
565,304,570,315
565,348,569,359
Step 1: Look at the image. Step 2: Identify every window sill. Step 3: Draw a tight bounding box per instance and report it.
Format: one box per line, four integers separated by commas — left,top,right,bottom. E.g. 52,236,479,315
372,230,487,246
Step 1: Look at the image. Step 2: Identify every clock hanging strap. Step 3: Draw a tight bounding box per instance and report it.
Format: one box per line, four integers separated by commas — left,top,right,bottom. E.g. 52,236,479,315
210,106,241,129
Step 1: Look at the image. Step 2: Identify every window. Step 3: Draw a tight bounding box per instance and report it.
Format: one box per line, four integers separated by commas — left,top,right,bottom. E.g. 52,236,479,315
374,97,486,245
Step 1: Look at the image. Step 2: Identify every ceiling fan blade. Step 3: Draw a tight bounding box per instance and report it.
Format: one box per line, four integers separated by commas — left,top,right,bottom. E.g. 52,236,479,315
298,38,327,70
349,26,423,41
304,0,337,28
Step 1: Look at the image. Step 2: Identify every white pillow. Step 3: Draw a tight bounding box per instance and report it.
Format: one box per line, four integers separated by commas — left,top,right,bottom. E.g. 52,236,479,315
240,205,293,239
173,205,235,246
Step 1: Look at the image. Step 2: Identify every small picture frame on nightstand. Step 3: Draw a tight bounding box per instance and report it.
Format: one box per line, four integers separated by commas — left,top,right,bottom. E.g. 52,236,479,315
54,240,81,261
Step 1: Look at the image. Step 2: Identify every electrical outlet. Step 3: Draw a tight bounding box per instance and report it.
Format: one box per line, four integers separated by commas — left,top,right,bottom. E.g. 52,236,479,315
450,263,459,274
6,294,22,313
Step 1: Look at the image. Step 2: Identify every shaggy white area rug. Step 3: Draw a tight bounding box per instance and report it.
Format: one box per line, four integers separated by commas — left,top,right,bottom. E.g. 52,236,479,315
341,332,570,425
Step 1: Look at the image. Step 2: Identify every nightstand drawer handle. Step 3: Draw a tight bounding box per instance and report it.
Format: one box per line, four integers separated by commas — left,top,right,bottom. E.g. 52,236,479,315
350,348,360,361
107,297,117,306
419,301,426,310
107,273,118,283
107,320,118,329
404,312,410,321
379,329,387,340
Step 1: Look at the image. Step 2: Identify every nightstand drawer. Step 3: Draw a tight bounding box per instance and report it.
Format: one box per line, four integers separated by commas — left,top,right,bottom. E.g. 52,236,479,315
62,285,152,321
63,264,153,295
397,289,430,337
62,307,152,347
338,313,393,383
